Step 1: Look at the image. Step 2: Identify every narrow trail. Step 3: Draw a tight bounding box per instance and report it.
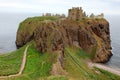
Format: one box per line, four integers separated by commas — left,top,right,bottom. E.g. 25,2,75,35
0,45,29,79
88,62,120,76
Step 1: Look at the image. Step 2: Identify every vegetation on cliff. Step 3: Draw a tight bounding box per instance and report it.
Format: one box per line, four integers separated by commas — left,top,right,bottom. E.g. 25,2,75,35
16,16,58,48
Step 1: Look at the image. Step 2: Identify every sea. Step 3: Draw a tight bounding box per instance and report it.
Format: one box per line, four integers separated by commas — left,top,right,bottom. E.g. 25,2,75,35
0,13,120,69
0,12,40,53
105,15,120,69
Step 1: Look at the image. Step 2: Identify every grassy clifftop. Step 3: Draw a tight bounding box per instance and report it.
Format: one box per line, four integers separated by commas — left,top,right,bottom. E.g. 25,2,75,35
18,16,58,31
16,16,59,48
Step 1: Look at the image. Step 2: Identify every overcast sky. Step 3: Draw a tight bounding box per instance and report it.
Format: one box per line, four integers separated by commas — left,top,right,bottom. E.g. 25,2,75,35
0,0,120,15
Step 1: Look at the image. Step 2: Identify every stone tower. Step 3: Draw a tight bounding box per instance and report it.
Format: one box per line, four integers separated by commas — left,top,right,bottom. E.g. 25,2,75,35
68,7,86,21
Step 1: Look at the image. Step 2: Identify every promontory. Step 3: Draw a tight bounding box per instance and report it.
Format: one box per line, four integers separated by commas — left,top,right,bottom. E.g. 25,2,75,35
16,7,112,63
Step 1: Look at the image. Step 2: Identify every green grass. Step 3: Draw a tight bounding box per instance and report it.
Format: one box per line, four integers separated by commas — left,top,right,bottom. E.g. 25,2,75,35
95,67,120,80
24,16,59,22
18,16,59,30
0,42,54,80
89,47,97,60
48,76,68,80
23,43,52,79
64,47,120,80
66,46,97,60
0,41,65,80
1,43,59,80
0,45,26,76
0,43,120,80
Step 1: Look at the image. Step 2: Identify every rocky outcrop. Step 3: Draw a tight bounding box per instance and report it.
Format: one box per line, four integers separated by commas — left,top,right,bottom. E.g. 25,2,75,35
16,16,58,48
16,8,112,63
16,20,37,48
16,18,112,63
33,22,64,53
51,51,67,75
90,20,112,62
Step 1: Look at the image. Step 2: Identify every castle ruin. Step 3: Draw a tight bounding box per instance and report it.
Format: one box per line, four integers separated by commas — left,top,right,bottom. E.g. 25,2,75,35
68,7,104,21
68,7,87,21
42,13,66,18
90,13,104,19
42,7,104,21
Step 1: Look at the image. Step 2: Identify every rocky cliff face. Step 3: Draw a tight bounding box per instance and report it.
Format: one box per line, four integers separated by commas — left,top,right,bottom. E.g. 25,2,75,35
16,16,112,63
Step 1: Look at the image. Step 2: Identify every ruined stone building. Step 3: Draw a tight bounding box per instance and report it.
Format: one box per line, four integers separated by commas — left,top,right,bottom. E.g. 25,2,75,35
42,13,66,18
90,13,104,19
68,7,86,21
96,13,104,18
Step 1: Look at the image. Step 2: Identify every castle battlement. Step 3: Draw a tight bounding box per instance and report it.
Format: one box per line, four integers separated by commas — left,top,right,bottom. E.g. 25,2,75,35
72,7,79,9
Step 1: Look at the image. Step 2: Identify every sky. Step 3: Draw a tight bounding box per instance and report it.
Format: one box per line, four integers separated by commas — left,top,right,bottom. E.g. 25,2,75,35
0,0,120,15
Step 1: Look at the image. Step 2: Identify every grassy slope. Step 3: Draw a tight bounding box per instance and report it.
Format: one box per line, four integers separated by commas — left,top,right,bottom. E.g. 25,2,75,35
2,43,51,80
0,45,26,76
0,43,67,80
0,43,120,80
64,47,120,80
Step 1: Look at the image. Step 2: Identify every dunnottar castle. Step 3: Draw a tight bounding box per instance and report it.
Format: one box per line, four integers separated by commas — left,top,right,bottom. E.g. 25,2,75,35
68,7,104,20
43,7,104,20
68,7,86,20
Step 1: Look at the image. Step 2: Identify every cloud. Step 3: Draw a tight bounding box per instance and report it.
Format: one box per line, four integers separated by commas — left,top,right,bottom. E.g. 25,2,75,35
107,0,120,2
0,0,120,15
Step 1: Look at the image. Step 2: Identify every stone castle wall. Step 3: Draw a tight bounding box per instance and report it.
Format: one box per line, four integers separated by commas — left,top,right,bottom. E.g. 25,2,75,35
68,7,104,21
68,7,86,20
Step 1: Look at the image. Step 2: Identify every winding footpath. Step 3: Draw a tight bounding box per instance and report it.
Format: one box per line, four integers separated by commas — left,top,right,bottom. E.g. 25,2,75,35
88,62,120,76
0,45,29,79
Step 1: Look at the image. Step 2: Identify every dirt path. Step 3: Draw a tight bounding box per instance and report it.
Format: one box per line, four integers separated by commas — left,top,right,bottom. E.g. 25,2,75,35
88,62,120,76
0,45,29,79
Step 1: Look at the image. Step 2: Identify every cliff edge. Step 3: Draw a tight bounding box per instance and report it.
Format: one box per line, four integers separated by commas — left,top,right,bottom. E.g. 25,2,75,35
16,7,112,63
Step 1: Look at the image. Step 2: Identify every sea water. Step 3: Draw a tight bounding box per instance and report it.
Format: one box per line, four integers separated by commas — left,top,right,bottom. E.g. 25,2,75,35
0,12,40,53
105,15,120,69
